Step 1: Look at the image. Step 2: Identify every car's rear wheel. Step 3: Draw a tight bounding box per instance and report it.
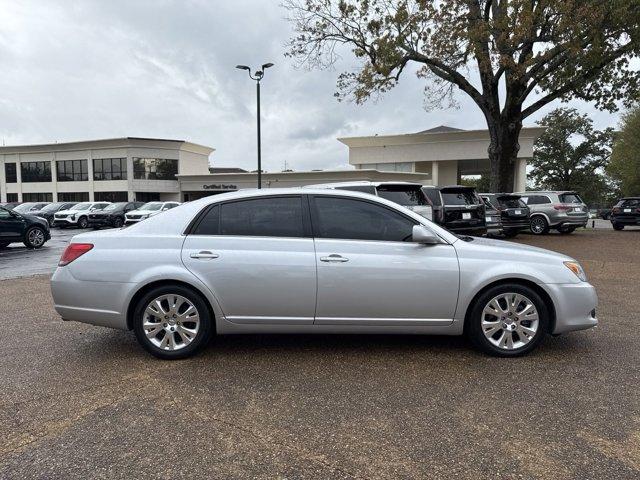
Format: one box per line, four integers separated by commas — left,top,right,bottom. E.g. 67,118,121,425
612,223,624,231
77,216,88,229
132,285,213,360
530,216,549,235
502,229,519,238
23,226,46,249
113,217,123,228
467,284,549,357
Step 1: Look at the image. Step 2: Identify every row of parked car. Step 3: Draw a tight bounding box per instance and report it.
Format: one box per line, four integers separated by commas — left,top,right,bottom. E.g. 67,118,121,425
311,182,594,238
0,200,181,249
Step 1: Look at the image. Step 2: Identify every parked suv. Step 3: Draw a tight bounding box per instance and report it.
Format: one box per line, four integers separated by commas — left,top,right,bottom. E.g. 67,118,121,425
88,202,145,229
516,191,588,235
13,202,50,215
305,182,433,220
481,194,530,238
125,201,181,225
53,202,111,228
422,185,486,235
0,206,51,249
610,197,640,230
34,202,78,226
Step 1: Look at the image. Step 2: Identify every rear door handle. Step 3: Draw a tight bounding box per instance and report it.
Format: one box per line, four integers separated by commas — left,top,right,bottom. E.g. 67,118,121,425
320,254,349,263
190,251,219,259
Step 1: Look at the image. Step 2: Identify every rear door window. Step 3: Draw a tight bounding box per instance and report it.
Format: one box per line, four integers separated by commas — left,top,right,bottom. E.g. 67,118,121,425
219,196,305,237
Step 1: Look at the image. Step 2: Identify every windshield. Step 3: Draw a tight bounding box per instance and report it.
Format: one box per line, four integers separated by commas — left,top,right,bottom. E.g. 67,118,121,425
71,203,91,211
13,203,38,213
139,202,163,211
442,190,479,206
103,203,125,211
40,203,64,212
559,193,582,204
376,187,428,206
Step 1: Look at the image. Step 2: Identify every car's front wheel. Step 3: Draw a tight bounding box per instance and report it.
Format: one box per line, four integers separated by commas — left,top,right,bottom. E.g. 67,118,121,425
77,216,88,229
132,285,213,359
530,216,549,235
113,217,123,228
558,225,577,234
23,227,46,249
467,284,549,357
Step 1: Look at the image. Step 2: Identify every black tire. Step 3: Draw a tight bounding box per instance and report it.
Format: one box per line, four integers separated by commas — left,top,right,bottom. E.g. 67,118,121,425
0,242,10,249
612,223,624,231
558,225,577,234
132,284,213,360
530,216,549,235
113,217,123,228
77,216,88,229
23,226,47,249
466,284,549,357
502,229,519,238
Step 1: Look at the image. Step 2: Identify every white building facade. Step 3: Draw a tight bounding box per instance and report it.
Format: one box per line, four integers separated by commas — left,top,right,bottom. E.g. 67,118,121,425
339,125,545,191
0,137,212,203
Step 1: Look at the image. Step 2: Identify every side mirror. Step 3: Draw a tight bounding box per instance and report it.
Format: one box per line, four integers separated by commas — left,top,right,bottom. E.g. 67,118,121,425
412,225,439,244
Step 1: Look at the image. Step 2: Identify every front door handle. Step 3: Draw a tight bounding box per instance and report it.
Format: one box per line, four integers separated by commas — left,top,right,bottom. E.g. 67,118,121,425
320,254,349,263
190,251,219,259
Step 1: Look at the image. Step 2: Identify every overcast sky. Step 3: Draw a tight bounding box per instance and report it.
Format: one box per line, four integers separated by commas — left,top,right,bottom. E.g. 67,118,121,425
0,0,622,172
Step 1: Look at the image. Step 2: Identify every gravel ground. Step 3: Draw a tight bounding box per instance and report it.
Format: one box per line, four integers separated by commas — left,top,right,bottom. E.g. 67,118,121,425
0,228,638,479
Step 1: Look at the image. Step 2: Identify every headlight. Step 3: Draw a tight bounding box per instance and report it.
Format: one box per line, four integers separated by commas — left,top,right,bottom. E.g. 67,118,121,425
564,261,587,281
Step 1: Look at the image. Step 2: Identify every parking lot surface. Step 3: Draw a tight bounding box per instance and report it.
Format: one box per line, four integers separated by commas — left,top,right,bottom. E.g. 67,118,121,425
0,228,639,479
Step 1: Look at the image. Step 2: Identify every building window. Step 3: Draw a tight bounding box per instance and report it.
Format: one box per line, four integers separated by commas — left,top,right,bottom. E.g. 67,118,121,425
370,162,413,173
134,192,160,202
21,161,52,182
94,191,128,202
5,163,17,183
6,193,18,202
22,192,53,202
93,158,127,181
133,158,178,180
58,192,90,202
56,159,88,182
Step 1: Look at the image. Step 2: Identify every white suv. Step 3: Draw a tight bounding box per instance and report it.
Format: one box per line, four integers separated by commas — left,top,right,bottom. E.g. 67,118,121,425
53,202,111,228
125,201,181,225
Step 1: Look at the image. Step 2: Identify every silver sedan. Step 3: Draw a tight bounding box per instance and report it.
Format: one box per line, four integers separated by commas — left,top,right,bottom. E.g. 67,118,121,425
50,188,598,359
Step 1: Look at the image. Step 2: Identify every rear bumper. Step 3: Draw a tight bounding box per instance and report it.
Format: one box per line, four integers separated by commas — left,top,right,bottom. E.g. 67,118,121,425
611,216,640,225
501,219,530,229
544,282,598,334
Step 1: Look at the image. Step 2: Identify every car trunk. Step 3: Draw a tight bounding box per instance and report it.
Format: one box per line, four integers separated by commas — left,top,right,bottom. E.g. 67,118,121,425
441,187,484,228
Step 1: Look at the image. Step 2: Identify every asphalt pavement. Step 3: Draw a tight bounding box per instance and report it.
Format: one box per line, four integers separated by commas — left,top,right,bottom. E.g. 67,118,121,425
0,226,638,479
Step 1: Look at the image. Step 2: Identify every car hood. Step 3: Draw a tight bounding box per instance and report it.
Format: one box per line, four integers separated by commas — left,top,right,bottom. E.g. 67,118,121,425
126,209,158,215
455,235,573,262
57,209,88,215
21,213,49,228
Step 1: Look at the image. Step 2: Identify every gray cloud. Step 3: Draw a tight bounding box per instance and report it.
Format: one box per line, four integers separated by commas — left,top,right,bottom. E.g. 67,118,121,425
0,0,621,172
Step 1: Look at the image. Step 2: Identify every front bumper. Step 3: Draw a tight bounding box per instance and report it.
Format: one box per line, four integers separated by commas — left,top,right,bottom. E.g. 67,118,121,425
124,217,146,225
52,217,79,226
87,217,113,227
543,281,598,334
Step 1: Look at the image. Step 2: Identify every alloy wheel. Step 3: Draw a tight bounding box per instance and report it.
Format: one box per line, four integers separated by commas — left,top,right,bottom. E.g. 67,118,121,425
142,294,201,351
530,217,546,234
481,292,539,350
28,228,45,247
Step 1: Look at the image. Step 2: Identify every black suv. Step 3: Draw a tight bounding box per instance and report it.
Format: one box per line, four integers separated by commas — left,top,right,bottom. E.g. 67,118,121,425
481,193,531,238
422,185,486,235
88,201,145,229
610,197,640,230
0,206,51,249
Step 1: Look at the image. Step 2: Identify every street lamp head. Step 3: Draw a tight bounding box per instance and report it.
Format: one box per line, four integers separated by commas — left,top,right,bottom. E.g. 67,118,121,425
262,62,274,70
235,65,250,71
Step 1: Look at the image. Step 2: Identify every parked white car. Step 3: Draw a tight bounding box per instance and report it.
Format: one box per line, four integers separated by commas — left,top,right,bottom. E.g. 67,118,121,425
124,201,180,225
53,202,111,228
51,189,597,360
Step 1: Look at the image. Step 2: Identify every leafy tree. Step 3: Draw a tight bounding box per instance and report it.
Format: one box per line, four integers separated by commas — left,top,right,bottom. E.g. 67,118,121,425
284,0,640,191
608,106,640,197
531,108,616,206
460,175,491,192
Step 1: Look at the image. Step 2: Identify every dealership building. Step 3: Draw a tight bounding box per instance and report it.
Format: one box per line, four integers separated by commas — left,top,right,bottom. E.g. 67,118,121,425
0,126,543,203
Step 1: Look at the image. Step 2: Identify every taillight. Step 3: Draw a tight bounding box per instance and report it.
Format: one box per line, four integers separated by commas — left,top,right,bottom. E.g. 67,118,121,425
553,204,572,211
613,207,621,214
59,243,93,266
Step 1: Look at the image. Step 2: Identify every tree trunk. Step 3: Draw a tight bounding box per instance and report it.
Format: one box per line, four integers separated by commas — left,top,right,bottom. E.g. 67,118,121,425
487,117,522,193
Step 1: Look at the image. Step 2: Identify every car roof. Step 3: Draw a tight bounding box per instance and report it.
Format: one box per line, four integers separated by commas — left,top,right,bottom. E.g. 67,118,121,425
515,190,577,195
304,181,424,188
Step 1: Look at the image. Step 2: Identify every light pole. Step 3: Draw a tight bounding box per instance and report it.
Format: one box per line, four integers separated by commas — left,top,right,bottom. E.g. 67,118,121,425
236,62,274,189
